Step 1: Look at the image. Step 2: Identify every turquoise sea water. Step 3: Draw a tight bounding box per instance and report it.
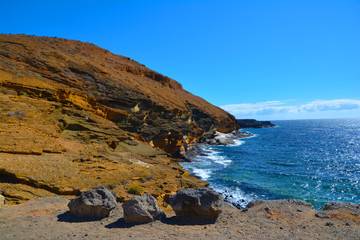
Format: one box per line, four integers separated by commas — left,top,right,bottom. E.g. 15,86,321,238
181,118,360,209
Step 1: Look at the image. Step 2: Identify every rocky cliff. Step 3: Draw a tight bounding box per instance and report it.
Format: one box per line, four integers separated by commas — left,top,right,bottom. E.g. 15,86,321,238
0,34,238,205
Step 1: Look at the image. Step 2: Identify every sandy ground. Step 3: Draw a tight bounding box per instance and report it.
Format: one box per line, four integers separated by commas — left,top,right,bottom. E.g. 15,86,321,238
1,197,360,240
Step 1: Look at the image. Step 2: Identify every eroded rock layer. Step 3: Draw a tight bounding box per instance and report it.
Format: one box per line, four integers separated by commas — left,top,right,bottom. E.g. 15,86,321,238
0,34,238,205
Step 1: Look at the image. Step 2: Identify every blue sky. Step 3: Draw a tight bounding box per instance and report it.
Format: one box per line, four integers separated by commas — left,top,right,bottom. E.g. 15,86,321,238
1,0,359,120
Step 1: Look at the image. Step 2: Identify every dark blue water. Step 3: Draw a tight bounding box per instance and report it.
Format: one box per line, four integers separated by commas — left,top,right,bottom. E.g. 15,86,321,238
181,118,360,209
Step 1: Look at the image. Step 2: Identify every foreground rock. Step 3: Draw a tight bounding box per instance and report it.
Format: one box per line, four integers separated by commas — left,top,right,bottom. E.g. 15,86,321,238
68,186,117,218
169,188,224,220
122,194,165,223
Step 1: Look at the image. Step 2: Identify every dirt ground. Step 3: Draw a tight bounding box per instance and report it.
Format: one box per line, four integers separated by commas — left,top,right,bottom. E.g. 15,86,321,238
1,197,359,240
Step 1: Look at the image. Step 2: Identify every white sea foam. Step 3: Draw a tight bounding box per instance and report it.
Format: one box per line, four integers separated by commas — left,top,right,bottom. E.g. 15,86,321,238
192,168,212,180
213,186,255,208
206,149,232,166
229,139,245,146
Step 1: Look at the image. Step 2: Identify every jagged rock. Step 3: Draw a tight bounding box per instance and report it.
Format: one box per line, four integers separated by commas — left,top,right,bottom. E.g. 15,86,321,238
323,202,360,215
169,188,224,220
122,193,165,223
0,194,5,208
68,186,117,218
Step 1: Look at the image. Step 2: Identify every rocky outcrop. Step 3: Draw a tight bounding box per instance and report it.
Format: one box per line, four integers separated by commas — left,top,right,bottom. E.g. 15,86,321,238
0,34,238,157
122,193,165,223
68,186,117,218
169,188,224,220
237,119,275,128
207,131,253,145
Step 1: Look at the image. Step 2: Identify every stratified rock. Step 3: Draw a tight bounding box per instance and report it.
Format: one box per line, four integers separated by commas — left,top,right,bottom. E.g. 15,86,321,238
68,186,117,218
0,194,5,208
122,193,165,223
323,202,360,215
169,188,224,220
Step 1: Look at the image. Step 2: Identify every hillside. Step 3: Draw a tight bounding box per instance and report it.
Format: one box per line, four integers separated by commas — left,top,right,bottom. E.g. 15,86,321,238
0,34,238,205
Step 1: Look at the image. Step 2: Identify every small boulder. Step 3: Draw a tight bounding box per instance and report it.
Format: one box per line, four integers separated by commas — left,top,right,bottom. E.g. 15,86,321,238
0,194,6,208
169,188,224,220
68,186,117,218
122,194,165,224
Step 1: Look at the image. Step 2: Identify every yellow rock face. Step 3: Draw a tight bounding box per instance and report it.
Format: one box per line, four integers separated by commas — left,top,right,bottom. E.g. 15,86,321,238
0,72,208,206
0,34,234,207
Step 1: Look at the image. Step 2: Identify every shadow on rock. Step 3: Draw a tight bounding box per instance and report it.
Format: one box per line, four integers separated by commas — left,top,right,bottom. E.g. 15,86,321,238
57,211,108,223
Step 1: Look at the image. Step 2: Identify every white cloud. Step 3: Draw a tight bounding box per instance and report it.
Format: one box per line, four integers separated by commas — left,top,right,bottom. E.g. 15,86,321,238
221,99,360,120
299,99,360,112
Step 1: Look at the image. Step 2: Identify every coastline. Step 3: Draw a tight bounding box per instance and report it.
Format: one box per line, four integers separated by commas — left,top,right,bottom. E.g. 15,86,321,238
180,127,360,211
180,130,256,208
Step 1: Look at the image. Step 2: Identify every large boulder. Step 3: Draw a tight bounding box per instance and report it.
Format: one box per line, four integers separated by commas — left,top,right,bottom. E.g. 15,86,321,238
122,193,165,224
169,188,224,220
68,186,117,218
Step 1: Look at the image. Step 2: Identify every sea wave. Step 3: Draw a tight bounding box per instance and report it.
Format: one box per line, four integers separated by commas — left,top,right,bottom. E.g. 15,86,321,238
212,186,255,208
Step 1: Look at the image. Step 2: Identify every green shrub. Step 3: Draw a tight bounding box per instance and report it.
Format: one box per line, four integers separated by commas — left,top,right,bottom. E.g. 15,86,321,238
92,91,101,96
34,73,43,79
128,185,143,195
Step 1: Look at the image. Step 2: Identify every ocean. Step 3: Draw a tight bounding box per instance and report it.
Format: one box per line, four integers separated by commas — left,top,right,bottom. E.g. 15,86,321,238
181,118,360,209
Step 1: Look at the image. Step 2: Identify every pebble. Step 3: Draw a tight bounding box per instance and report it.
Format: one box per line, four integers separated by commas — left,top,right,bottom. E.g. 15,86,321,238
345,222,351,226
326,222,334,227
315,212,330,219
